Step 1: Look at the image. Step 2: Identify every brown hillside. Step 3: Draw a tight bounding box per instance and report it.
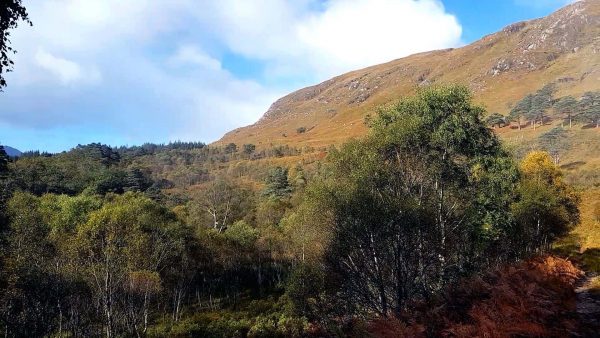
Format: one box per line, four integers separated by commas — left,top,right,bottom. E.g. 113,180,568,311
217,0,600,148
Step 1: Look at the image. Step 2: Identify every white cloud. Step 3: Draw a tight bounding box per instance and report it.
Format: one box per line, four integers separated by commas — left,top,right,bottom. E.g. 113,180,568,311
35,48,101,85
297,0,462,76
169,45,222,71
191,0,462,79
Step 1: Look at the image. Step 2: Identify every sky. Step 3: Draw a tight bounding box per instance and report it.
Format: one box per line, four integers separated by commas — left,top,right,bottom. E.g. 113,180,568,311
0,0,575,153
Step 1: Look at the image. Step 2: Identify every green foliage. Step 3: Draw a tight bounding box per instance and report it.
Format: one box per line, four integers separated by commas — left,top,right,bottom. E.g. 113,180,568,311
579,91,600,128
298,85,560,317
285,264,325,319
510,84,557,128
554,95,578,127
512,151,580,251
225,220,259,248
485,112,506,128
243,143,256,155
509,93,533,128
262,167,292,199
225,143,238,154
0,0,31,89
0,145,8,175
0,83,586,335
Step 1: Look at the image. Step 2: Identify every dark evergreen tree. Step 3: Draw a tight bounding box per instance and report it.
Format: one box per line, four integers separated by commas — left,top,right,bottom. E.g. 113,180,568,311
485,112,506,128
243,143,256,155
554,95,578,128
262,167,292,199
528,84,555,128
0,145,9,176
579,91,600,128
224,143,238,154
509,94,533,130
124,168,152,192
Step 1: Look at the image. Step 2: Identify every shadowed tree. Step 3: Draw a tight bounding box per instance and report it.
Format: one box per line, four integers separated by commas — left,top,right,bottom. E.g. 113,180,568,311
485,112,506,129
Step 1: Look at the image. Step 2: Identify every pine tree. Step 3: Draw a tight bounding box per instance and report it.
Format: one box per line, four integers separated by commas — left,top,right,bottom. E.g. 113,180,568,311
554,96,578,128
485,113,506,129
579,91,600,128
509,94,533,130
262,167,292,199
529,84,555,128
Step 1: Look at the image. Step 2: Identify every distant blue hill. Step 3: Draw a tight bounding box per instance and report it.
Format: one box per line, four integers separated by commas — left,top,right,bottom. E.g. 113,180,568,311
2,146,22,157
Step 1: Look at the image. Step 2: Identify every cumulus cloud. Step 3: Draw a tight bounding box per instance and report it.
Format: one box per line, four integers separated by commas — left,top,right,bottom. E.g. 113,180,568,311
168,45,222,71
296,0,462,76
192,0,462,79
35,49,101,85
0,0,463,151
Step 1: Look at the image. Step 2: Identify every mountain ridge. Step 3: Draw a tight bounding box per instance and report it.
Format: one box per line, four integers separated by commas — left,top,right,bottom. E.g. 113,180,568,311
2,146,22,157
217,0,600,148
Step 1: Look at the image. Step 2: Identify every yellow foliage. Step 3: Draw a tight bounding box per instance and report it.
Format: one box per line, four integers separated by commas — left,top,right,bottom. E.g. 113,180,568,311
520,151,562,183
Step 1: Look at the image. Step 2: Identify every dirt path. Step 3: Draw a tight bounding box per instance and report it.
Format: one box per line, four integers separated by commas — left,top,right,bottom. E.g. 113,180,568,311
575,273,600,337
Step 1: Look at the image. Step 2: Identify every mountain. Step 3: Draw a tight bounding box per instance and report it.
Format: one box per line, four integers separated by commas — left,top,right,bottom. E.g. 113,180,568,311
218,0,600,148
2,146,22,157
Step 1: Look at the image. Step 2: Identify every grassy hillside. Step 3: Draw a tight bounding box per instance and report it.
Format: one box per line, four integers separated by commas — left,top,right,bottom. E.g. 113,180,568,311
218,0,599,149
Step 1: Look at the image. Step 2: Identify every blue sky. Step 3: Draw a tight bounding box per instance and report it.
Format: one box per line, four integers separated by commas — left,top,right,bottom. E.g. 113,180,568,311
0,0,574,153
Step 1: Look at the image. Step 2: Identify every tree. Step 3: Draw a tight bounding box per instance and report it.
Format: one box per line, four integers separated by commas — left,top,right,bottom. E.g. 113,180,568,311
302,85,519,316
1,192,60,337
195,178,247,233
0,145,8,175
579,91,600,128
73,193,182,337
1,0,31,89
0,145,11,226
485,112,506,128
224,143,238,154
243,143,256,155
262,167,292,199
511,151,579,252
124,167,152,192
554,96,578,128
528,84,555,128
509,94,533,130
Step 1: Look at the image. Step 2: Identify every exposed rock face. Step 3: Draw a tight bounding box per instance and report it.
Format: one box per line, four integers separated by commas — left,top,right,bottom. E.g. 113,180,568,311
218,0,600,148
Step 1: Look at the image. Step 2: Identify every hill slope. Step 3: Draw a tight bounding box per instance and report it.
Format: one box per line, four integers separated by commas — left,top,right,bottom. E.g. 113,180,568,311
2,146,22,157
218,0,600,148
